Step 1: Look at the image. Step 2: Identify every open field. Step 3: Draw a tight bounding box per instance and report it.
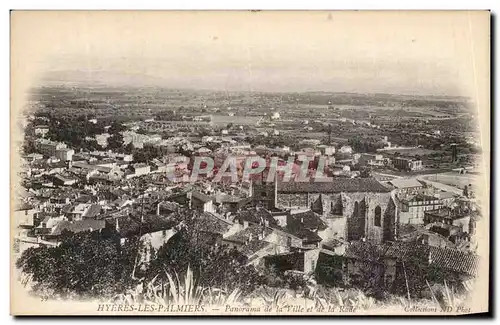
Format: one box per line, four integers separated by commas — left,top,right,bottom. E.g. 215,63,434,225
211,115,262,126
380,148,443,156
419,172,480,190
373,167,455,178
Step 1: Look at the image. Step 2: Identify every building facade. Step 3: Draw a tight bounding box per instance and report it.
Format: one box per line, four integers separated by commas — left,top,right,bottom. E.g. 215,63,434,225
393,157,423,171
55,148,75,161
35,139,68,157
253,178,398,244
399,194,445,224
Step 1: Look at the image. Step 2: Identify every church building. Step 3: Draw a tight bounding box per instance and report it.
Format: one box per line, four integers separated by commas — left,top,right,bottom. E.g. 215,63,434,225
252,177,399,244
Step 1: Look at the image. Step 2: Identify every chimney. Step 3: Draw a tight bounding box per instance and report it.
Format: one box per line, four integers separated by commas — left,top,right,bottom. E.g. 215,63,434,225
115,218,120,232
157,202,161,216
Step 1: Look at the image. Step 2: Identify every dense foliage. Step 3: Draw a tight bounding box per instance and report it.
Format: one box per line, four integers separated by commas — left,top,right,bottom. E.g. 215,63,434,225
16,230,136,299
16,209,272,299
147,229,265,295
348,136,385,153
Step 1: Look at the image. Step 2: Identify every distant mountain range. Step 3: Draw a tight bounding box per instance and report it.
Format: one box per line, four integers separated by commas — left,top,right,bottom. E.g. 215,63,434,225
38,70,470,101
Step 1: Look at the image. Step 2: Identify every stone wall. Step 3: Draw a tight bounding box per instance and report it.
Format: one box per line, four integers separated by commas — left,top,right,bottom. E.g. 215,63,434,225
277,191,397,244
256,185,398,244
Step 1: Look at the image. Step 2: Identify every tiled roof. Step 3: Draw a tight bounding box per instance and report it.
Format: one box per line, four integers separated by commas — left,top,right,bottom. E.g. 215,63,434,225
344,241,387,262
51,219,106,236
216,193,245,203
113,214,177,238
435,191,457,199
424,207,474,220
84,204,102,219
15,203,34,211
384,241,424,260
53,174,75,182
94,166,113,173
61,204,75,214
388,178,423,189
289,210,328,231
277,178,391,193
283,225,322,243
224,225,273,244
429,246,480,277
383,241,480,276
399,228,454,247
409,193,438,202
198,212,232,235
160,201,180,213
37,211,58,220
240,240,271,257
191,191,213,203
236,208,276,226
76,194,96,203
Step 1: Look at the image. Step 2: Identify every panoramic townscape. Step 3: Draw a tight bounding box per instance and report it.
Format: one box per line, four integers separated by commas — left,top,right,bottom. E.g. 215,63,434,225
13,85,483,311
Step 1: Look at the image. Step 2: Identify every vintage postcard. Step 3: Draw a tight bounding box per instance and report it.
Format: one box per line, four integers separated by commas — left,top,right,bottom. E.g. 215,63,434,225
10,11,490,316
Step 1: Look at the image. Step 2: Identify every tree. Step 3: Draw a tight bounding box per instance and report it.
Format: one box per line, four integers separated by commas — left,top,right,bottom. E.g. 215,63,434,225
22,137,37,155
123,142,135,154
16,230,137,299
360,167,372,178
108,121,126,136
82,139,102,152
132,144,161,164
147,209,265,295
107,134,124,152
463,185,469,198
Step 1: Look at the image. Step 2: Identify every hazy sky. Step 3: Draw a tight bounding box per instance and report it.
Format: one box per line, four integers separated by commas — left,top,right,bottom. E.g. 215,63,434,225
12,11,489,96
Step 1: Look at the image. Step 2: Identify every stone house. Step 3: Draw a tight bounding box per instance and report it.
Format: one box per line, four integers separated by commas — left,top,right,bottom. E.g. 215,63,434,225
253,178,398,245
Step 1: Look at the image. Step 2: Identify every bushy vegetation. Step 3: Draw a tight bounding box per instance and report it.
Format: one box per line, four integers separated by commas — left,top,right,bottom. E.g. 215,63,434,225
111,264,469,313
15,208,306,301
16,230,136,299
348,136,386,153
16,210,470,313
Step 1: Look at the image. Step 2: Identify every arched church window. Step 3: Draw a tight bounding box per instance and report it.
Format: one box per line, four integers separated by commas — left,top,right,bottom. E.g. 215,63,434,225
374,206,382,227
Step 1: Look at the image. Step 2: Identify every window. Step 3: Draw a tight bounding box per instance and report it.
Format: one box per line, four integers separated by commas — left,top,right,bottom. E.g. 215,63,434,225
374,206,382,227
332,199,343,215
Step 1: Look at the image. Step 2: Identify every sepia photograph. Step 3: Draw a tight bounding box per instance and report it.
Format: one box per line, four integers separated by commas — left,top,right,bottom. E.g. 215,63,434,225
9,10,491,316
